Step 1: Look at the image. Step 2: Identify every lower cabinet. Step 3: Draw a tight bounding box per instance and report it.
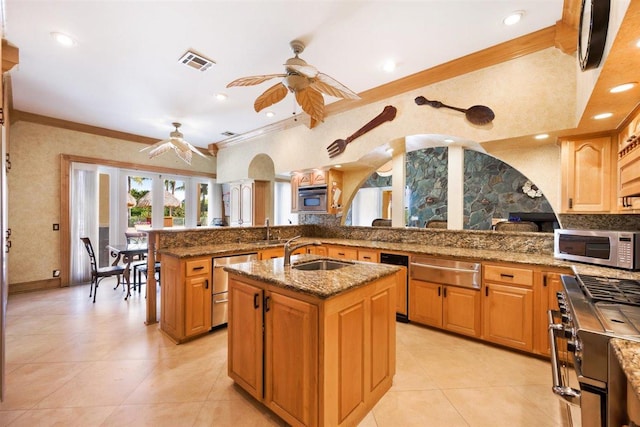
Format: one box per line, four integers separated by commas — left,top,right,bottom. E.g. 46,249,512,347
160,255,212,343
327,245,358,260
534,268,570,356
409,279,481,338
228,271,400,427
482,263,534,352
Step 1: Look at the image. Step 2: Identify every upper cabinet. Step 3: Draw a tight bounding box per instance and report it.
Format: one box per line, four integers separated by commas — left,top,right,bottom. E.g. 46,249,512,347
560,136,616,213
229,180,269,226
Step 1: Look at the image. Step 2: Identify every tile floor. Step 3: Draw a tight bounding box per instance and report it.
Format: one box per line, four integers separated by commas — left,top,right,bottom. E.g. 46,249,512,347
0,279,581,426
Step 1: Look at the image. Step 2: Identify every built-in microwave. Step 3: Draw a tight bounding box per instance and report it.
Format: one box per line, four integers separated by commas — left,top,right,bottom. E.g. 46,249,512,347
554,229,640,270
298,185,327,212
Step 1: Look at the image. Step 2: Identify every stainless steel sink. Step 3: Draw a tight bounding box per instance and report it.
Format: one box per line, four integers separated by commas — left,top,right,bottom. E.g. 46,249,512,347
292,260,353,271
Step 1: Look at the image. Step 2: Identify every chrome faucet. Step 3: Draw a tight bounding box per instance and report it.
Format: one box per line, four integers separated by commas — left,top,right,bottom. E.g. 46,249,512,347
283,235,321,267
265,218,270,241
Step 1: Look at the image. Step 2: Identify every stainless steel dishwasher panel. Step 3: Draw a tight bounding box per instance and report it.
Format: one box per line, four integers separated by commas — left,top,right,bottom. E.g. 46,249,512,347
410,256,481,289
211,253,257,328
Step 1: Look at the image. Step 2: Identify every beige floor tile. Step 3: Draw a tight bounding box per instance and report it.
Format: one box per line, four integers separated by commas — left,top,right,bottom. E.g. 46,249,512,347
7,406,116,427
0,410,26,426
35,359,156,408
443,386,561,427
390,347,439,391
371,389,469,427
0,363,83,410
194,398,286,427
102,402,203,426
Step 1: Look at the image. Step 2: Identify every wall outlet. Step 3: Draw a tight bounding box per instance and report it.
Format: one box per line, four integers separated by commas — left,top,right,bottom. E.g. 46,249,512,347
53,224,59,231
53,270,60,278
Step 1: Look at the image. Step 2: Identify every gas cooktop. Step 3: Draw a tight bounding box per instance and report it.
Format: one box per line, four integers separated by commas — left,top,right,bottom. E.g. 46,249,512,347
578,274,640,307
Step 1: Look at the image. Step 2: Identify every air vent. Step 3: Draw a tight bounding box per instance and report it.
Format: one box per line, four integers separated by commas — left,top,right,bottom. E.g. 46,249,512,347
178,50,215,72
221,131,236,137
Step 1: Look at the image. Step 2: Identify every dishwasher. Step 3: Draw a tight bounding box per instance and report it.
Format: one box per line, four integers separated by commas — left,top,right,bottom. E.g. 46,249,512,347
380,252,410,323
211,253,257,328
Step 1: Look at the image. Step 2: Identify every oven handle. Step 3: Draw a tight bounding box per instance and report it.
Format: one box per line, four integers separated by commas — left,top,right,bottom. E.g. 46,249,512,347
548,309,581,406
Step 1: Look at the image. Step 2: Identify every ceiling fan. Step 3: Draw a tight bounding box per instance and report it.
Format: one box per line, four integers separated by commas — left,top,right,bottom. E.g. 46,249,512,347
227,40,361,127
140,122,207,165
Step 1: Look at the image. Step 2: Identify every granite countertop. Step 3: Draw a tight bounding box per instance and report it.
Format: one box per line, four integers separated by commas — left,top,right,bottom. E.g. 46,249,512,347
223,254,401,299
611,338,640,400
156,237,640,281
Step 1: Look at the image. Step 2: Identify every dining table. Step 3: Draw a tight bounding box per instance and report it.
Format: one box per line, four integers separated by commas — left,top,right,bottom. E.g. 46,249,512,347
107,243,148,300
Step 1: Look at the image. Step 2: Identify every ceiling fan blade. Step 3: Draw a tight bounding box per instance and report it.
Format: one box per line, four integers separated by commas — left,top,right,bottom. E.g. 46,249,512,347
227,74,286,87
311,73,360,99
286,63,319,78
173,145,193,165
295,87,325,123
184,140,209,158
147,142,173,159
254,82,288,112
140,139,170,152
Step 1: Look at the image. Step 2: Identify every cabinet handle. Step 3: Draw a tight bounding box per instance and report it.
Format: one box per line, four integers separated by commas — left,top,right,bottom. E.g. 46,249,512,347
363,256,371,260
254,293,260,309
192,266,205,271
264,296,271,312
338,252,345,256
543,275,547,287
500,273,514,279
214,298,228,304
443,287,447,298
204,279,209,289
485,286,489,296
438,286,441,297
568,198,573,209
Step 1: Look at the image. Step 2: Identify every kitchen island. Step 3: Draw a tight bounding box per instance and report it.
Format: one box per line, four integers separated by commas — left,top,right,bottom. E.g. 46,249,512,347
224,254,404,427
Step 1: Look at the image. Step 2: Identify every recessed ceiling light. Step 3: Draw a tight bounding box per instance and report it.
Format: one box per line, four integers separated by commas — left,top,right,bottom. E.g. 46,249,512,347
381,59,396,73
594,112,613,120
334,164,342,168
610,82,637,93
386,148,394,154
636,39,640,48
503,11,525,26
443,138,455,143
215,93,228,101
51,32,77,47
534,134,549,140
265,111,275,118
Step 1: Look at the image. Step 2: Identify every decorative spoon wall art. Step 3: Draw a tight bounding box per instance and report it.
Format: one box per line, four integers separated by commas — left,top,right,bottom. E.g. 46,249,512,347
414,96,495,125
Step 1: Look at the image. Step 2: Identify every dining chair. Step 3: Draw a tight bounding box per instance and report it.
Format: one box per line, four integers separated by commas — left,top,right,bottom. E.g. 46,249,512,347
134,261,161,295
494,220,539,232
80,237,126,303
125,231,148,291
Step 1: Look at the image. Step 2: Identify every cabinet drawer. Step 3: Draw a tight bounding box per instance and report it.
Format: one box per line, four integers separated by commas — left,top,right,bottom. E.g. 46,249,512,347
358,249,379,263
327,246,358,260
186,258,210,276
484,264,533,287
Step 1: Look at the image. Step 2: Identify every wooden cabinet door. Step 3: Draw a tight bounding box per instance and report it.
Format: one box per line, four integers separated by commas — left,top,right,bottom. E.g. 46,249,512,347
562,137,613,212
535,271,565,356
229,184,241,226
259,247,284,260
264,291,318,427
184,274,211,337
482,283,533,351
310,170,326,186
290,175,299,212
160,256,181,339
228,278,263,400
408,279,442,328
443,286,481,338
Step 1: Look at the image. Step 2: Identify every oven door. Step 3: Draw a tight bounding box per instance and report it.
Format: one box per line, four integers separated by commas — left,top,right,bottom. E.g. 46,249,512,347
548,309,581,406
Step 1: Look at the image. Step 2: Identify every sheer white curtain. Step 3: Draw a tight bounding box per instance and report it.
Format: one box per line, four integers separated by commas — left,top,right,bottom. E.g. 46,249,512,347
70,164,99,284
274,181,297,225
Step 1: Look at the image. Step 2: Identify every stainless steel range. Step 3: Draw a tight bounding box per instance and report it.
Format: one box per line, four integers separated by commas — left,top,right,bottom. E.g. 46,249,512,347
549,273,640,427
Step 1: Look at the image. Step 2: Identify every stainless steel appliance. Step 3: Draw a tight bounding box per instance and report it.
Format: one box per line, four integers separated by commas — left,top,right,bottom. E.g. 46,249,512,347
380,253,409,322
297,185,328,212
212,253,257,328
554,229,640,270
549,273,640,426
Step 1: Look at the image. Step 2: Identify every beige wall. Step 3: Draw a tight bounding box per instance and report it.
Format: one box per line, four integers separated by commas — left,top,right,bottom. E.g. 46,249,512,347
216,48,576,213
7,122,215,286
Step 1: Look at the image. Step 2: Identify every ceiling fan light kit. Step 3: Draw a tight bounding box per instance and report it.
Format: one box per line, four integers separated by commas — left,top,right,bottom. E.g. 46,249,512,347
140,122,208,165
227,40,360,127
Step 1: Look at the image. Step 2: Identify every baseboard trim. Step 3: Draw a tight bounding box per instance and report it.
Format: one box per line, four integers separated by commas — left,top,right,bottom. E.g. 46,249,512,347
9,278,63,294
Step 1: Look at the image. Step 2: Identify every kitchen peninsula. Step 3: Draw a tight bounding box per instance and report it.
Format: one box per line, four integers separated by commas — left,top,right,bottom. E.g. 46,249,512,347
225,254,403,427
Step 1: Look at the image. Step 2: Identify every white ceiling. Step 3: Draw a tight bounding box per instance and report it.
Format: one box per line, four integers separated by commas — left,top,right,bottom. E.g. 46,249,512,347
4,1,564,148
